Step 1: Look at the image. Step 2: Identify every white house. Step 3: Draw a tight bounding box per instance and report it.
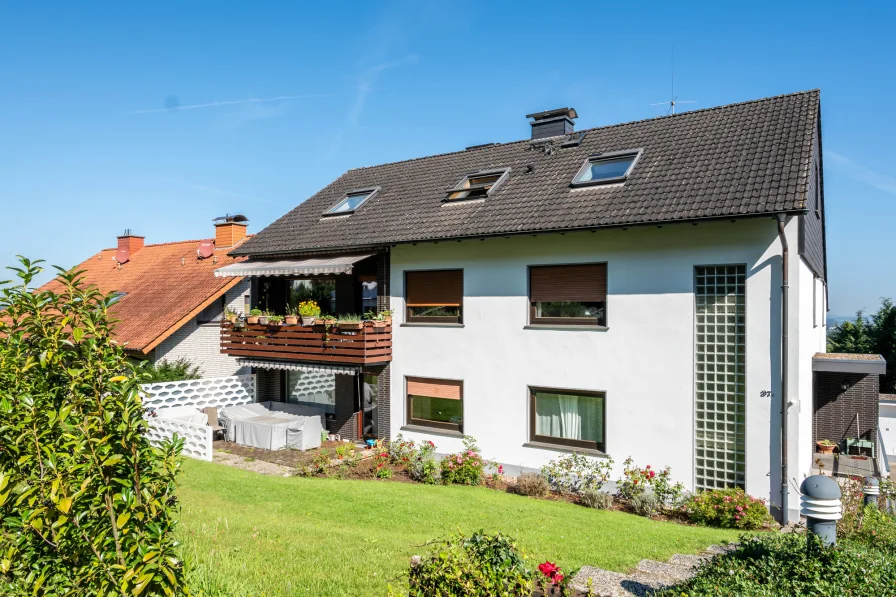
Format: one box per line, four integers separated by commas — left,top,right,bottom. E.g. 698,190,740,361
216,91,828,523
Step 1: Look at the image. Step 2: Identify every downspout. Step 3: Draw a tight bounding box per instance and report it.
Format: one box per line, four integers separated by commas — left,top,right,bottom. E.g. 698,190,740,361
776,214,790,523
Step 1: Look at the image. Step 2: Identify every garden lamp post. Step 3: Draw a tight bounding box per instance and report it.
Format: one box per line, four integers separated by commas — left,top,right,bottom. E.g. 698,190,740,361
863,476,880,508
800,474,842,546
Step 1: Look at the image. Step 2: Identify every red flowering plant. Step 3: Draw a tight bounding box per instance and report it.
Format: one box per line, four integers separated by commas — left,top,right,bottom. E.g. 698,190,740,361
440,435,488,485
536,560,580,596
616,457,685,510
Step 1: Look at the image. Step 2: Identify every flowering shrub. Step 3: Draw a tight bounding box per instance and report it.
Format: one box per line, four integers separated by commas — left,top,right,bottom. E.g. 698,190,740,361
374,448,393,479
682,488,773,530
540,452,614,494
400,530,532,597
409,440,439,485
616,458,685,508
441,436,486,485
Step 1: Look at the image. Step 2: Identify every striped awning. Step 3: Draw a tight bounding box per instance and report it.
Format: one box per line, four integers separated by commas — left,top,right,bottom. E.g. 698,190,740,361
237,358,358,376
214,254,373,277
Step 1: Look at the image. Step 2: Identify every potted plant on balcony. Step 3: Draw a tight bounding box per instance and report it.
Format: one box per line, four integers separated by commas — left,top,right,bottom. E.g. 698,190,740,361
338,313,363,330
380,309,394,326
364,310,388,329
224,307,239,323
816,439,837,454
258,310,271,325
268,314,284,326
298,300,321,326
284,305,299,325
320,314,337,326
247,308,262,324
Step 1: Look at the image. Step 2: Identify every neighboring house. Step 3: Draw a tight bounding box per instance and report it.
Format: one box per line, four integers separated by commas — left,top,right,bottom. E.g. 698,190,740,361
40,216,252,378
215,90,829,522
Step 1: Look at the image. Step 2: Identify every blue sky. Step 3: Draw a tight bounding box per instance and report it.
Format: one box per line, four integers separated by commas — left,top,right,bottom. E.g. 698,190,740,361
1,0,894,317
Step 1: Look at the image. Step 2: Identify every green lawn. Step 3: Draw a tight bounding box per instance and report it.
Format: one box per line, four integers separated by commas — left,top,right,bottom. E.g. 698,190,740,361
178,459,741,596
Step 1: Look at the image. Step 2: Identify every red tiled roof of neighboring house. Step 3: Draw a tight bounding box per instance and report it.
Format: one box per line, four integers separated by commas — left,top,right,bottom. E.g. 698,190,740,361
38,237,249,355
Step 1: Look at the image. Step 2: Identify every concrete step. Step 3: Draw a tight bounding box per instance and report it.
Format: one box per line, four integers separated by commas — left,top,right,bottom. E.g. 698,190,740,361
703,543,737,556
569,566,631,597
667,553,710,568
635,559,697,582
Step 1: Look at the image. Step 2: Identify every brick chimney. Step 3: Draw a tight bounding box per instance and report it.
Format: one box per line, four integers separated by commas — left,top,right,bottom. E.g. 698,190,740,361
213,214,248,248
117,229,145,254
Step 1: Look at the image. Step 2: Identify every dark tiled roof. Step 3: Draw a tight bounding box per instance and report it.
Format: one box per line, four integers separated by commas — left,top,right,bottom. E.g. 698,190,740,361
235,90,820,256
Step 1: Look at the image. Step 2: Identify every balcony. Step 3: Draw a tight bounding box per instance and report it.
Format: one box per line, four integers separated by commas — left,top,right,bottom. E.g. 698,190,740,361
220,322,392,366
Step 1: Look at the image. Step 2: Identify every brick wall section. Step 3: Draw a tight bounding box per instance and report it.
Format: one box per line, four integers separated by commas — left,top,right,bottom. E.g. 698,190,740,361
375,251,391,439
813,371,879,446
333,374,358,438
152,279,251,378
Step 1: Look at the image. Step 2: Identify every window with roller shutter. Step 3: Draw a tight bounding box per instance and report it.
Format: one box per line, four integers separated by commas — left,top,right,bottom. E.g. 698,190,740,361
406,377,463,432
528,263,607,326
404,269,463,324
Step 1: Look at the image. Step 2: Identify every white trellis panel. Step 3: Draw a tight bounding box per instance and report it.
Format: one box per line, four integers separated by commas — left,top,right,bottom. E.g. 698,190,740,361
146,417,213,461
140,374,256,410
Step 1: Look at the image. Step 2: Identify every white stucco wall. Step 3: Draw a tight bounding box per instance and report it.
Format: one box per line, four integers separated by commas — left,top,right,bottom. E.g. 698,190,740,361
152,280,250,378
389,217,812,508
880,402,896,458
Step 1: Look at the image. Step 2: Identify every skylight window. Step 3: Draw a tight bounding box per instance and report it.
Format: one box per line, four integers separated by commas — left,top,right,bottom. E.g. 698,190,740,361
571,150,641,187
446,169,510,202
324,188,378,216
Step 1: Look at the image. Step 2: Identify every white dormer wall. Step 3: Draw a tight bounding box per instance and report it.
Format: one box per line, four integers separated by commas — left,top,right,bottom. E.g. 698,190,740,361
389,216,818,514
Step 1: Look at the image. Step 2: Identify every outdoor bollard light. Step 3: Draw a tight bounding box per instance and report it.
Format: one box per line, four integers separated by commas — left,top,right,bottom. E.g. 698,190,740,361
800,474,842,547
864,476,880,508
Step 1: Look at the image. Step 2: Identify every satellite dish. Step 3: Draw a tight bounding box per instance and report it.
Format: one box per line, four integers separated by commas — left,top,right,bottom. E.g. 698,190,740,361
115,248,130,264
197,240,215,259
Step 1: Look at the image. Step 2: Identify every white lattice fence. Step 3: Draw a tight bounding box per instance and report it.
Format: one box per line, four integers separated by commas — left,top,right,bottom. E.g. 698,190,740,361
140,374,256,410
145,417,213,461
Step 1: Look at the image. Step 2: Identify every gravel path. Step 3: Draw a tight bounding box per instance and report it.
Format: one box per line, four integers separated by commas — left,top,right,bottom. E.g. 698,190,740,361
213,450,294,476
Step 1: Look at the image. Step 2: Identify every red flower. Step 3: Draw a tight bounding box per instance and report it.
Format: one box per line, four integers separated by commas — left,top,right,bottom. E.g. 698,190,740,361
648,470,655,478
497,465,504,475
552,572,564,584
538,562,559,578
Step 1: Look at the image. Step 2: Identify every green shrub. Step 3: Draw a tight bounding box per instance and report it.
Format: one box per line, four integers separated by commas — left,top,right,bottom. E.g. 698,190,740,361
580,488,613,510
682,488,772,530
408,440,439,485
658,531,896,596
631,492,661,517
401,530,533,597
0,258,188,595
142,357,201,382
440,436,486,486
540,452,613,494
513,473,550,498
845,504,896,550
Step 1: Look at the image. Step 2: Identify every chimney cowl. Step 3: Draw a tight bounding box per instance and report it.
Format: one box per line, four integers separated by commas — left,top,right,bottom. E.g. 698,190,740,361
526,107,578,141
213,214,249,249
117,230,145,255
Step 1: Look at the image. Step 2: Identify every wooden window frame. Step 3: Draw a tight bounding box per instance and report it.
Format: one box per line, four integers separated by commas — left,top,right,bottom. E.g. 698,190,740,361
405,269,463,324
529,386,606,452
528,263,607,327
406,376,464,432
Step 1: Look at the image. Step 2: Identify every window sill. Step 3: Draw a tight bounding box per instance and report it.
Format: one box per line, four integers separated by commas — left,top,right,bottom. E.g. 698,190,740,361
400,322,465,328
400,425,465,439
524,324,608,332
522,442,610,458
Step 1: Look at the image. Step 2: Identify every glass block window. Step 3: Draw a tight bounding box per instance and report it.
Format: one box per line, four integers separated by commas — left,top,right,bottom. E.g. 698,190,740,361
695,265,746,490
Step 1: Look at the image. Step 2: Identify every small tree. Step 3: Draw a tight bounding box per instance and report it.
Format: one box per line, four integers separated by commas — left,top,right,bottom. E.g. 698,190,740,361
829,298,896,392
0,257,188,595
143,358,201,383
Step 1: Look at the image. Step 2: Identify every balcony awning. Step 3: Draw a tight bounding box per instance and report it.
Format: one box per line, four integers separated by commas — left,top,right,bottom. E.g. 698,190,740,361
238,358,358,376
214,254,374,278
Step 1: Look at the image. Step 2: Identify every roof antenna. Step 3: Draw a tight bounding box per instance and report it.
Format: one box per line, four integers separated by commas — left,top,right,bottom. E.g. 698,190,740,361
650,45,696,115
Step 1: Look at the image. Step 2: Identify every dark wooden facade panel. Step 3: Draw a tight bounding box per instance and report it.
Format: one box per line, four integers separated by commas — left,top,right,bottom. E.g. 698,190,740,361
813,371,879,446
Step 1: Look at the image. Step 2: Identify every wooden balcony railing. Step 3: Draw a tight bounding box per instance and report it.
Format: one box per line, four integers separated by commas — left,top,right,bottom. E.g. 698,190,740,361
220,322,392,366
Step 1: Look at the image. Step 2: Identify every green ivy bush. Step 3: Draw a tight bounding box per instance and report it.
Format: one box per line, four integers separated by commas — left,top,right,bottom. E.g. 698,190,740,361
0,258,188,595
398,530,533,597
658,531,896,597
681,488,773,530
540,453,613,494
440,436,486,486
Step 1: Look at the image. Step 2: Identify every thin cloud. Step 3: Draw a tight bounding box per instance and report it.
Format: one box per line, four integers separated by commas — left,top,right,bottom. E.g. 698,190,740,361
827,151,896,196
164,178,271,204
127,94,331,115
